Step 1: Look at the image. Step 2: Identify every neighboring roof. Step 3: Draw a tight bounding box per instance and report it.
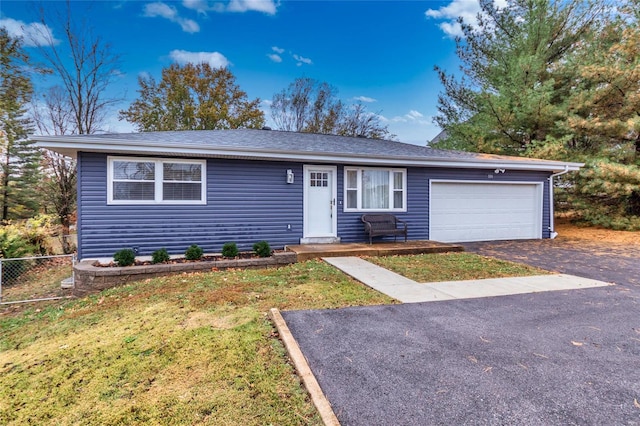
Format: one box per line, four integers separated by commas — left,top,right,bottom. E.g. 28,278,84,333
429,129,448,145
31,128,583,172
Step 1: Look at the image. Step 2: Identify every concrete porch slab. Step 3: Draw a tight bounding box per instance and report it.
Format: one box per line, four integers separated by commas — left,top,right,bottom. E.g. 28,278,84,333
286,240,463,261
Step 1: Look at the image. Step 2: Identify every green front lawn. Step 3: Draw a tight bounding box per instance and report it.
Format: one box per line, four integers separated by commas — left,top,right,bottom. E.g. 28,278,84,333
0,260,392,425
0,252,547,425
367,252,549,282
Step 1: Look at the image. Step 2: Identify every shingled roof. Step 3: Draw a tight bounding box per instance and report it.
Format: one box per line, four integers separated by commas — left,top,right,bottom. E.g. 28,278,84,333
31,128,582,172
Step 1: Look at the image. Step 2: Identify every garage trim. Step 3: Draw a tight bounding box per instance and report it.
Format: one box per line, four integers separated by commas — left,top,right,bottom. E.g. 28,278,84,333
429,180,544,243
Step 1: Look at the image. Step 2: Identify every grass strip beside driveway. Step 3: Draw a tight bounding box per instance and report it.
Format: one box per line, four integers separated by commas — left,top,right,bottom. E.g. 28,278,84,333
367,252,549,283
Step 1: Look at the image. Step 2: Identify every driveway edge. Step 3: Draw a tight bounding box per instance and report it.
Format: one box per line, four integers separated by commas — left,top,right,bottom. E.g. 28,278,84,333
269,308,340,426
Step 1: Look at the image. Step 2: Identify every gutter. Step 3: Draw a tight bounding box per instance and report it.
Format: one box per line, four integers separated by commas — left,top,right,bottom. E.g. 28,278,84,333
548,165,572,238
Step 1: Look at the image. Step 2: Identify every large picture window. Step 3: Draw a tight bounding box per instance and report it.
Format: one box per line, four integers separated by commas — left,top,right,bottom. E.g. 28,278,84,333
344,167,406,212
108,157,206,204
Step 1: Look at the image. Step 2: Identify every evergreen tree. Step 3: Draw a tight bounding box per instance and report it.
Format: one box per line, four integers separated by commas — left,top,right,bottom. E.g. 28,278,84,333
551,0,640,228
430,0,640,230
432,0,603,154
120,63,265,131
0,29,42,221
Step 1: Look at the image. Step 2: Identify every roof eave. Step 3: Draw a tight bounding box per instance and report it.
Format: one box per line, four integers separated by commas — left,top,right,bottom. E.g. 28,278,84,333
33,138,583,173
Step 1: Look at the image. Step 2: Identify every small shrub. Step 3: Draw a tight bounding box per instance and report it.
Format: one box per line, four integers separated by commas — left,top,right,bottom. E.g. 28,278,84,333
221,242,238,258
21,215,58,255
253,240,271,258
151,248,171,264
0,227,38,285
113,249,136,267
185,244,203,261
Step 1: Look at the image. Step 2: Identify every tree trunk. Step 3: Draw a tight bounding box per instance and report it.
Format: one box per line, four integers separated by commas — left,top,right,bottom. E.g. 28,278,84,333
2,150,10,222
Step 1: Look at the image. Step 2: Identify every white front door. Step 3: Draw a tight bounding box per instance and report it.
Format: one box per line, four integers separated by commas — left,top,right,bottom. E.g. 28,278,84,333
303,165,337,242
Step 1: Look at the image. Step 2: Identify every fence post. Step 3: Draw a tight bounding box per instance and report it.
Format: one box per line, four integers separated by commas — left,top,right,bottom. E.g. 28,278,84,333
0,260,3,303
72,254,76,288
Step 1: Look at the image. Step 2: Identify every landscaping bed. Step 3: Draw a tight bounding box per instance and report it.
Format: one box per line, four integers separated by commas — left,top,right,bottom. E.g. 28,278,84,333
75,251,297,297
92,251,281,267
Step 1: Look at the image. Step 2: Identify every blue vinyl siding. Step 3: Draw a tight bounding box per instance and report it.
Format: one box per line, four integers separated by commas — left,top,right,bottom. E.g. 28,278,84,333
336,166,551,243
337,166,429,242
77,153,552,258
77,152,303,259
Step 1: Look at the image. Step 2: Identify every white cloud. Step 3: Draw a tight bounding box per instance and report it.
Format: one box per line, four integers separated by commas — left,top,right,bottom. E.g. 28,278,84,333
0,17,59,47
143,2,200,33
144,2,179,18
437,21,464,38
228,0,277,15
169,49,230,68
182,0,278,15
272,46,284,54
182,0,217,14
392,110,429,125
267,53,282,63
387,110,438,145
425,0,508,38
292,53,312,66
353,96,376,103
406,110,424,120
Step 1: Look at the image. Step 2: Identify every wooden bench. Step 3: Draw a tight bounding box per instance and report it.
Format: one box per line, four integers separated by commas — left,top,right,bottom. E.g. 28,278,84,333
361,214,408,244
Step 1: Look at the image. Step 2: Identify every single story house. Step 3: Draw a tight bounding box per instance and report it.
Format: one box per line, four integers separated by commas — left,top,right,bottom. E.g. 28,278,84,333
32,129,582,260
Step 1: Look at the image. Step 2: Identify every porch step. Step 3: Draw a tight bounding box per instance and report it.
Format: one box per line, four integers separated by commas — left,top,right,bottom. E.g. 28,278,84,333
285,240,463,261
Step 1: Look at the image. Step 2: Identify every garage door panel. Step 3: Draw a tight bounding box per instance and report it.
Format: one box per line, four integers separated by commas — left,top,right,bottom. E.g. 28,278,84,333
430,182,542,243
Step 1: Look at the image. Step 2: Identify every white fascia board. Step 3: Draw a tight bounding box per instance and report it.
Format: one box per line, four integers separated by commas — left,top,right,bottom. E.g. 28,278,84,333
33,138,584,173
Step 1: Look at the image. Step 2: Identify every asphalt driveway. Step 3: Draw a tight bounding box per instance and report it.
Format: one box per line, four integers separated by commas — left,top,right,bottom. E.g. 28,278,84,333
463,238,640,288
281,239,640,425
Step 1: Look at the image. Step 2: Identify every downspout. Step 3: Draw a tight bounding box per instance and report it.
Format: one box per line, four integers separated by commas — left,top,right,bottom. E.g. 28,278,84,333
548,165,570,239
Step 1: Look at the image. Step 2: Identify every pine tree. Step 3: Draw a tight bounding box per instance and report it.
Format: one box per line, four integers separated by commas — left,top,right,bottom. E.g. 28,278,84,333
431,0,640,230
557,0,640,228
432,0,603,154
0,29,42,221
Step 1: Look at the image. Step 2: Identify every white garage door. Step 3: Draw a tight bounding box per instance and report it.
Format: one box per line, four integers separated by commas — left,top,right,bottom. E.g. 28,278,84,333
430,181,543,243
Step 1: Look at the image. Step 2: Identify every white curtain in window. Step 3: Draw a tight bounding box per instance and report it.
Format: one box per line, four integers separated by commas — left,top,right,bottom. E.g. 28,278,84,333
362,170,389,209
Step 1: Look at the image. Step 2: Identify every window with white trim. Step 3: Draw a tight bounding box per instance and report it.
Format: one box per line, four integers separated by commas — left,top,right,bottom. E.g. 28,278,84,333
108,157,206,204
344,167,406,211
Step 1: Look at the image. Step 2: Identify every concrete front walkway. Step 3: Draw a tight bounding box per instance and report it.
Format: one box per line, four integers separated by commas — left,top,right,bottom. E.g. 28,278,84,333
323,256,613,303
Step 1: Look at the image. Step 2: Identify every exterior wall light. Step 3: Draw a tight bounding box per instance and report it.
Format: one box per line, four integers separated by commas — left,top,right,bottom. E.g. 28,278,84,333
286,169,294,184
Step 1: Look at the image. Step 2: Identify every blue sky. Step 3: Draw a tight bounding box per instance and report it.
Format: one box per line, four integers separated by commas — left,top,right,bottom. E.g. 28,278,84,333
1,0,486,145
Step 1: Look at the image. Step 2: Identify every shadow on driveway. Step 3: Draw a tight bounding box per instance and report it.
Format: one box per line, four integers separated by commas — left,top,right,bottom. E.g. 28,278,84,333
282,240,640,425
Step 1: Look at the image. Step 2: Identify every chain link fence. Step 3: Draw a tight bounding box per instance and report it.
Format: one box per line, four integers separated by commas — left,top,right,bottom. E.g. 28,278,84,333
0,254,75,305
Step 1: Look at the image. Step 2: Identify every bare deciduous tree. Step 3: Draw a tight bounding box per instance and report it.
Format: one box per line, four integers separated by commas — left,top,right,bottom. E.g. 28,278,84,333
29,1,123,252
31,1,122,134
271,77,393,139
